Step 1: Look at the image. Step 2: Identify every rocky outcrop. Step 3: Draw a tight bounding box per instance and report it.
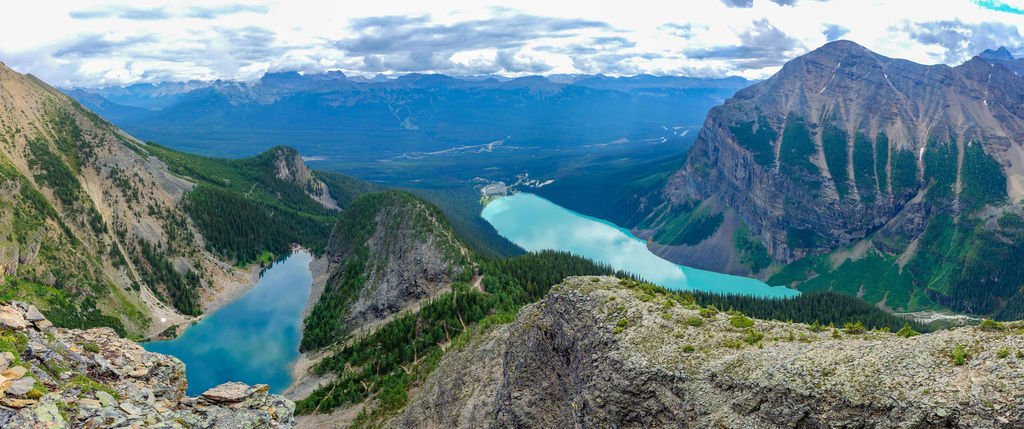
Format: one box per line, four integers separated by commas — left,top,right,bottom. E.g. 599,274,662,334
270,146,338,210
0,301,295,428
394,276,1024,428
303,191,471,351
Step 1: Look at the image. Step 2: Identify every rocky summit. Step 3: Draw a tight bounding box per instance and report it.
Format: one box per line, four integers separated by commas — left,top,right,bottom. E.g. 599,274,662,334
0,302,295,428
394,276,1024,428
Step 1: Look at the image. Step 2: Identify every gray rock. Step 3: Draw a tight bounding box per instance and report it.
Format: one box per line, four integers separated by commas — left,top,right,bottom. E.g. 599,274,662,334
23,305,44,322
5,377,35,396
0,307,28,330
95,391,117,408
8,394,66,429
202,382,258,403
119,402,141,416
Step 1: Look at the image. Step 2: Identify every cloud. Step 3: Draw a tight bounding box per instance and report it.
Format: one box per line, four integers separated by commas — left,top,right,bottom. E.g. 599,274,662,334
6,0,1022,87
335,13,611,74
685,19,804,68
720,0,801,7
495,50,553,73
572,53,661,75
903,19,1024,63
70,7,170,20
339,14,609,55
215,26,280,61
185,4,270,19
823,24,850,41
54,34,158,58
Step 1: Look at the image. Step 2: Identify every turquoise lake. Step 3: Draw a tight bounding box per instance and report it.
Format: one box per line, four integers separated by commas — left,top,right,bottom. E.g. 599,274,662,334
143,250,313,395
481,193,798,298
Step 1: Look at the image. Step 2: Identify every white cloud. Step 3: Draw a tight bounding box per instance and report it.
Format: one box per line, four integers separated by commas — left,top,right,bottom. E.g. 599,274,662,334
0,0,1021,87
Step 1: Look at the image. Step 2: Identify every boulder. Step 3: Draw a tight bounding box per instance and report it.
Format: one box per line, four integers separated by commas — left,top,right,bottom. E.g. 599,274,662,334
202,382,258,404
5,377,34,396
0,307,27,330
23,305,44,322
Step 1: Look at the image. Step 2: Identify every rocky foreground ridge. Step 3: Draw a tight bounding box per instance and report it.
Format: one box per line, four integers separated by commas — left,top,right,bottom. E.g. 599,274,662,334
394,276,1024,428
0,302,294,428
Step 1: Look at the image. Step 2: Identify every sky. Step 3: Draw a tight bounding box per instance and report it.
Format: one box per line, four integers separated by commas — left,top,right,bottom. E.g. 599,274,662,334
0,0,1022,87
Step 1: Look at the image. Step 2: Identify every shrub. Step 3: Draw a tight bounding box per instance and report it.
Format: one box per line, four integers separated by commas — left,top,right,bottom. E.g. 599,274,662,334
952,344,968,366
723,339,743,349
808,321,827,332
686,316,704,327
979,319,1005,331
683,345,696,353
896,323,920,338
82,342,100,353
842,321,865,334
744,329,765,345
729,314,754,329
700,306,718,318
997,347,1011,359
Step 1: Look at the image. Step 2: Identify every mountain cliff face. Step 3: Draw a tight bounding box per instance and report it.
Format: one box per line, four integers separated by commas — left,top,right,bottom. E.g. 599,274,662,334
300,191,472,351
392,277,1024,428
0,61,232,336
645,41,1024,316
267,146,338,210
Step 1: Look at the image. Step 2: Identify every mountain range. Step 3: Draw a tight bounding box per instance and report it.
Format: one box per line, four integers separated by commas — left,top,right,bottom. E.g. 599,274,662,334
63,72,751,159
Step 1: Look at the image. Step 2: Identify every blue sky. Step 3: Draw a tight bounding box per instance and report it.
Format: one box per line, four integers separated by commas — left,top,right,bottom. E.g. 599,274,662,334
0,0,1021,87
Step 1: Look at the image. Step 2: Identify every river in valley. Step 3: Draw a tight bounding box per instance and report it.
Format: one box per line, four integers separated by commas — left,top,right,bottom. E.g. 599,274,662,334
481,193,798,298
143,250,313,395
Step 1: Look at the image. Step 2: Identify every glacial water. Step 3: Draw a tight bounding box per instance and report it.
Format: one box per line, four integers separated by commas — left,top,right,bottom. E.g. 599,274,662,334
143,250,313,395
481,193,798,298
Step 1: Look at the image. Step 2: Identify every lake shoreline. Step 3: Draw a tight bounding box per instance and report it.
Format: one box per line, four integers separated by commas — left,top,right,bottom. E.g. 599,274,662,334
156,247,309,341
284,252,332,400
482,193,799,298
143,250,314,395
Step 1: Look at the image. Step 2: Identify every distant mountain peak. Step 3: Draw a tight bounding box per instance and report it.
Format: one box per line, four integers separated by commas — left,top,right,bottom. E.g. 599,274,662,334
260,70,303,82
802,39,879,62
980,46,1016,61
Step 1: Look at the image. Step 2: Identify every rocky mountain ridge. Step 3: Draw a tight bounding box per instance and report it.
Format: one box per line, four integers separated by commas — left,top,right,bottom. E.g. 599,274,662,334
0,301,295,428
665,40,1024,261
640,40,1024,316
0,60,230,336
393,276,1024,428
301,191,472,351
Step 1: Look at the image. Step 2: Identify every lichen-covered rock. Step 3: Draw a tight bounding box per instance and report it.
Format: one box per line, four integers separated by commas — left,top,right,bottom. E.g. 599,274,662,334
394,276,1024,428
0,301,295,428
203,382,262,403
